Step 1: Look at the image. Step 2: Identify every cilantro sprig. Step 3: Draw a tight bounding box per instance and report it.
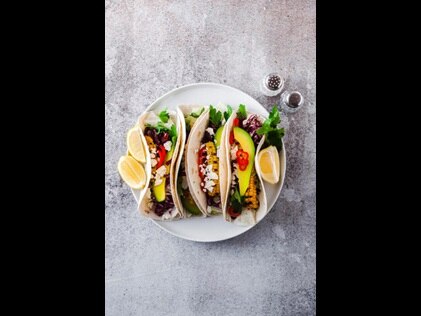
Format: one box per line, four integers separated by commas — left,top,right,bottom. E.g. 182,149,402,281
237,104,247,120
256,106,284,150
223,105,233,122
209,105,223,127
158,109,169,123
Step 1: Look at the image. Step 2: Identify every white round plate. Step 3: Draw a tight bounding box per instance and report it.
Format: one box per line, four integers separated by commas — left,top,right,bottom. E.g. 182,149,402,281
131,83,286,242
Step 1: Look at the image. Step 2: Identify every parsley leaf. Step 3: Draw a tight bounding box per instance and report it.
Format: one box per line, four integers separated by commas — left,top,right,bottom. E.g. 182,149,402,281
190,107,204,118
209,105,223,127
265,129,284,150
256,105,285,151
158,109,169,123
223,105,233,122
237,104,247,120
268,105,280,126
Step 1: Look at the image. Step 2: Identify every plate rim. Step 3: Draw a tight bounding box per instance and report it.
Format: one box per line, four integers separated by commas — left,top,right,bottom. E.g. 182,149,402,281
132,82,286,242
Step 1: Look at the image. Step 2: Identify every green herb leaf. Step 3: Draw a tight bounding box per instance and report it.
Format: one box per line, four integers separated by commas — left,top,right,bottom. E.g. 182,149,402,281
190,107,205,118
223,105,233,122
237,104,247,120
268,106,280,127
158,109,169,123
255,105,285,150
209,105,223,127
265,128,285,151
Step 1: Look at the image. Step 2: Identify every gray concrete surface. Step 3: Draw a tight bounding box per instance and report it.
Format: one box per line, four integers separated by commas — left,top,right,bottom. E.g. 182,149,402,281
106,0,316,315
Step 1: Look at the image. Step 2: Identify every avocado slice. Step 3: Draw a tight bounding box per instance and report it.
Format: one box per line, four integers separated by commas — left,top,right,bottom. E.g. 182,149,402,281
233,127,255,196
177,177,201,215
153,177,166,202
214,126,224,147
181,191,202,215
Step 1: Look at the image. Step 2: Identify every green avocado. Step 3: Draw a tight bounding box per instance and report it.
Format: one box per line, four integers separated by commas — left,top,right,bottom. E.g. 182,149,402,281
177,177,201,215
181,191,202,215
233,127,255,196
153,177,166,202
214,126,224,147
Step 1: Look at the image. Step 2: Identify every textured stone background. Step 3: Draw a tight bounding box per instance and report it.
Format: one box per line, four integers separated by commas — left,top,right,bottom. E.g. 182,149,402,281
105,0,316,315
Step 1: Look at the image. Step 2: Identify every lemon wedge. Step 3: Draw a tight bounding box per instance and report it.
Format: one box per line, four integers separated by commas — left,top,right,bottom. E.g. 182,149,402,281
127,127,146,163
118,155,146,189
257,146,280,184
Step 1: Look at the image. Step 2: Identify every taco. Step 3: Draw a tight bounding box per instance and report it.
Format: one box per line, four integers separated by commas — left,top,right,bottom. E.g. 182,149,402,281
185,104,233,216
173,105,208,217
221,104,268,226
136,108,183,220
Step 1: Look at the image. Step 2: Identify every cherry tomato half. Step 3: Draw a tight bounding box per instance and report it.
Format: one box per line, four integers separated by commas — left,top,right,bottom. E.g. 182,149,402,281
156,145,166,168
229,131,234,145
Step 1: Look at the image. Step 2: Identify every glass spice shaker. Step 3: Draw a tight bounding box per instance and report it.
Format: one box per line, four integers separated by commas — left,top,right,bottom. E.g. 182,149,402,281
280,90,304,113
259,73,285,96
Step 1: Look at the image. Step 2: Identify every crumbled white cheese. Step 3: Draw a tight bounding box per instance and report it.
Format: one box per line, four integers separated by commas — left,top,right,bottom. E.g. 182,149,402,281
206,127,214,136
181,176,188,190
230,145,238,160
154,165,167,185
156,165,167,177
204,180,215,192
150,153,156,159
208,171,218,180
163,141,172,151
151,158,157,167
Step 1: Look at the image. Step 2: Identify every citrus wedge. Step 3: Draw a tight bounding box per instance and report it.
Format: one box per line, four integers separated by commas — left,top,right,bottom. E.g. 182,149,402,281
127,127,146,163
257,146,280,184
118,155,146,189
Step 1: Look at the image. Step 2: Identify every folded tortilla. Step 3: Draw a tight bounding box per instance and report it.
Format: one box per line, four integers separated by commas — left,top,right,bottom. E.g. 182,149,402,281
221,112,268,226
185,106,228,216
174,105,208,217
136,110,184,220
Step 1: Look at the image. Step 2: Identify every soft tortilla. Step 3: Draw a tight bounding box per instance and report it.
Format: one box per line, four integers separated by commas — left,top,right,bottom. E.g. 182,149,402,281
185,108,227,216
136,110,183,220
221,112,268,226
174,105,208,217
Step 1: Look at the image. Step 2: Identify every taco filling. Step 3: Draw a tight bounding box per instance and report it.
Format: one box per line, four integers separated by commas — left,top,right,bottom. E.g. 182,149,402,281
195,105,231,215
177,108,204,216
143,109,178,219
227,105,264,219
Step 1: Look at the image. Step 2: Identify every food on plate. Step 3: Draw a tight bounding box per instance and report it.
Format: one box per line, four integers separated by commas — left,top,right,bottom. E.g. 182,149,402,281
185,103,233,216
174,105,206,217
117,155,147,189
136,109,183,220
221,104,268,226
